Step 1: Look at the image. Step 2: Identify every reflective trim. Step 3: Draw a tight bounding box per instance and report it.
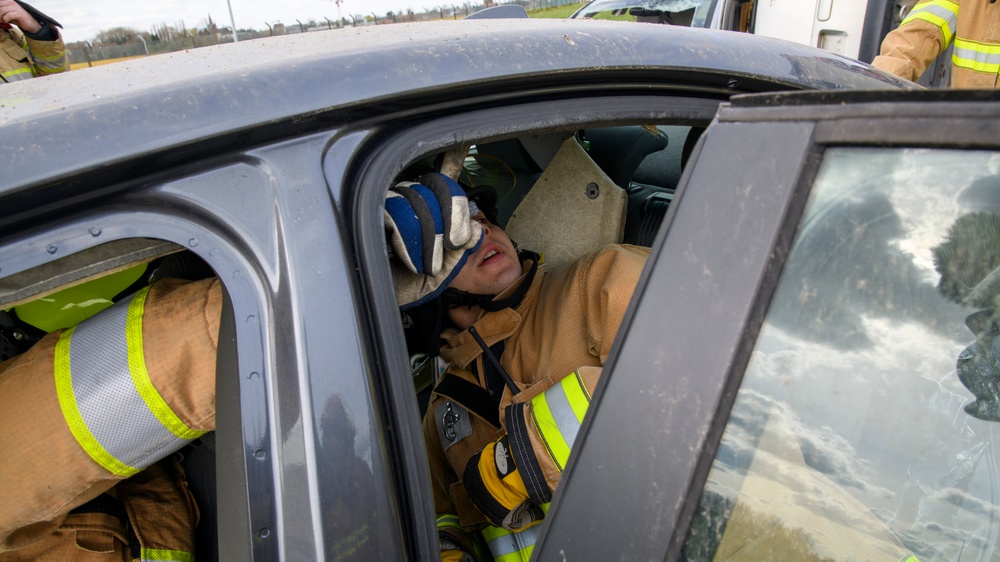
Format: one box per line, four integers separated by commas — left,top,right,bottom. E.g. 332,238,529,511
54,287,202,477
125,289,203,440
530,371,592,471
436,513,462,530
481,522,542,562
28,50,67,73
141,549,194,562
902,0,958,45
1,67,33,82
954,38,1000,74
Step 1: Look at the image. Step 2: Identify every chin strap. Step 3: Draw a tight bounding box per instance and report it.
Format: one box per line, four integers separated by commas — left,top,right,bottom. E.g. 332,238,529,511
439,251,540,312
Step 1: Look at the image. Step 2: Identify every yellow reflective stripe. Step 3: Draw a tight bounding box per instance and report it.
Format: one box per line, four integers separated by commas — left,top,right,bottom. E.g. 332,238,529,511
531,371,592,470
897,555,920,562
141,548,194,562
1,67,33,80
953,38,1000,74
902,0,958,45
127,288,204,440
532,390,572,470
436,514,462,530
561,372,591,423
54,327,139,477
481,523,540,562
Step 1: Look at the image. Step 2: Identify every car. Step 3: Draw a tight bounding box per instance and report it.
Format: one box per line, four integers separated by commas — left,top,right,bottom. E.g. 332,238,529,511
4,17,996,562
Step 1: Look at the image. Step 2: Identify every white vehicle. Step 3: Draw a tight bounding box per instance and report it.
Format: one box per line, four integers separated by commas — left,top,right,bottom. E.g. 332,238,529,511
569,0,950,86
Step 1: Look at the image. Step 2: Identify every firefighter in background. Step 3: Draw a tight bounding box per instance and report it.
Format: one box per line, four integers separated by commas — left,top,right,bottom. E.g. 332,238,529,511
0,0,67,84
872,0,1000,88
386,174,648,561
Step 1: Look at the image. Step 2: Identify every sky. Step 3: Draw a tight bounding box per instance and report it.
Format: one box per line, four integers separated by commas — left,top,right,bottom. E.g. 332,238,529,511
37,0,457,43
699,148,1000,561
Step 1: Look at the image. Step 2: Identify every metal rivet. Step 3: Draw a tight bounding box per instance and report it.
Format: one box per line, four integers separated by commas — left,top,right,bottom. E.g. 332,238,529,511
257,528,271,539
254,450,265,460
89,227,102,237
188,238,199,247
586,182,600,199
727,79,739,89
248,371,260,380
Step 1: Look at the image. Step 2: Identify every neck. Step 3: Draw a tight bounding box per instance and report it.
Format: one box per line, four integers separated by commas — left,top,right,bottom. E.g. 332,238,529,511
448,306,483,330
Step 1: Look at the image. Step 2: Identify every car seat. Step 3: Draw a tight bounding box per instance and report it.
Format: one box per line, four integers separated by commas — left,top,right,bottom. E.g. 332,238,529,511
504,135,627,271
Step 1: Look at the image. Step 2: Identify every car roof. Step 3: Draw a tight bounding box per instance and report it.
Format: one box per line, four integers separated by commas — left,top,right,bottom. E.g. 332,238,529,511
0,19,908,197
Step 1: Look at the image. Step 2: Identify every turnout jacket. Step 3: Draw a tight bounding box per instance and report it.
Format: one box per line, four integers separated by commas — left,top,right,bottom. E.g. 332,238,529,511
422,244,649,538
1,25,67,84
872,0,1000,88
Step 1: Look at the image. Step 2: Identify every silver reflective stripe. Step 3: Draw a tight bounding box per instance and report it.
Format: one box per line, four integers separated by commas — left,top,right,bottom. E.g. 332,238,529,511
1,68,34,82
544,380,583,448
904,1,957,42
531,373,591,470
485,523,541,561
63,289,194,475
954,39,1000,73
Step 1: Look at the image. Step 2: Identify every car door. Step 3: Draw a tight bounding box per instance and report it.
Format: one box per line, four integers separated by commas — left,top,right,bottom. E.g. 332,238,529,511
538,89,1000,561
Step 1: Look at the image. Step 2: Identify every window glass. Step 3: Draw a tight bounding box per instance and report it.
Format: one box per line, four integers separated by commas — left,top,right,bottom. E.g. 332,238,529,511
683,147,1000,561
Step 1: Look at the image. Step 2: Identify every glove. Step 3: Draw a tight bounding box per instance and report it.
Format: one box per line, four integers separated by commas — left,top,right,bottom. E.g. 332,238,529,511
385,173,483,309
463,436,543,530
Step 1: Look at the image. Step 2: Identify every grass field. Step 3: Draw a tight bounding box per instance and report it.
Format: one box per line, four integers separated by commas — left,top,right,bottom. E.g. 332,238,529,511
528,3,587,18
70,56,146,71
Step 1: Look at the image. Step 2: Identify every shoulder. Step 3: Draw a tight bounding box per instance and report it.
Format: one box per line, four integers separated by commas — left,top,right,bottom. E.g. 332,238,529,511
578,243,650,279
2,28,24,44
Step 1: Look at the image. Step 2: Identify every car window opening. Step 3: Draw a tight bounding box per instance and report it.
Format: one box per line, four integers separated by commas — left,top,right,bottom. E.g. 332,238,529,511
389,121,698,561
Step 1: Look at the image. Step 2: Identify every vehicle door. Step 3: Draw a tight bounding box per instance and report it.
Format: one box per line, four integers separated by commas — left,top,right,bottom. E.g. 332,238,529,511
536,90,1000,561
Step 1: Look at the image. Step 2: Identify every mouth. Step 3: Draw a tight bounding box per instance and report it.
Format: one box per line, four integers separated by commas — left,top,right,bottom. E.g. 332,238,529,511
479,246,503,265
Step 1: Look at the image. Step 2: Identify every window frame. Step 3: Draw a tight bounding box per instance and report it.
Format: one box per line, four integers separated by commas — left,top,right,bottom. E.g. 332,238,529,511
540,96,1000,561
349,92,727,559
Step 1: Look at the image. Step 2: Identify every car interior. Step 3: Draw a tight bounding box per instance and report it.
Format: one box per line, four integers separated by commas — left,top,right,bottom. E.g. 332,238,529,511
0,118,706,559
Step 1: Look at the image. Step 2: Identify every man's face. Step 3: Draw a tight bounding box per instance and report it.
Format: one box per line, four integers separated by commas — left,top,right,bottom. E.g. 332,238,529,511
448,213,522,296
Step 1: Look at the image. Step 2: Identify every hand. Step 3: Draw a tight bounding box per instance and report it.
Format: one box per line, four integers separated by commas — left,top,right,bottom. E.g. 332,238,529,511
463,436,542,530
0,0,41,33
385,173,483,309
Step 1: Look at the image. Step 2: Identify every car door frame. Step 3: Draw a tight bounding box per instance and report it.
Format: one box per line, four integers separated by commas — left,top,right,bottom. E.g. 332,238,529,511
536,89,1000,561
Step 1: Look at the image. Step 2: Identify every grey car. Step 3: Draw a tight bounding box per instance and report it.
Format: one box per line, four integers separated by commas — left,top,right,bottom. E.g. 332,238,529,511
3,17,998,562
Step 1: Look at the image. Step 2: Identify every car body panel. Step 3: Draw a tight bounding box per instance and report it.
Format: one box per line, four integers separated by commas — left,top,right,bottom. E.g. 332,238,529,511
0,19,909,212
0,19,935,562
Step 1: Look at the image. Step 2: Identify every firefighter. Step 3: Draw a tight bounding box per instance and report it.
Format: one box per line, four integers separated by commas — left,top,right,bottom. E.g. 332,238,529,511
872,0,1000,88
386,173,649,561
0,0,67,84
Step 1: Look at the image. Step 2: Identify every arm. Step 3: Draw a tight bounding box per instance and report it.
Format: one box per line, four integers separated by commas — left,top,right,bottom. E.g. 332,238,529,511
871,0,958,81
0,0,67,78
